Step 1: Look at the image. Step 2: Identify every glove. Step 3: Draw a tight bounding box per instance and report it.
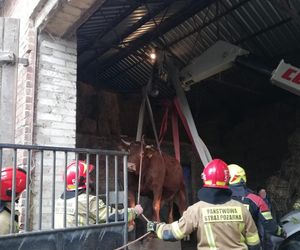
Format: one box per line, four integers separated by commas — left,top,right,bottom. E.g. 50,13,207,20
133,204,143,216
277,226,287,238
147,221,159,233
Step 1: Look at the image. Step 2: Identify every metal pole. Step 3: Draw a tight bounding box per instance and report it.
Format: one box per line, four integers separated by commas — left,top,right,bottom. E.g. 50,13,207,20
63,152,68,228
75,154,79,226
24,149,31,232
95,154,100,224
105,155,109,223
86,153,90,225
51,150,56,229
10,149,17,233
0,148,2,205
38,150,44,230
114,155,118,222
123,155,128,247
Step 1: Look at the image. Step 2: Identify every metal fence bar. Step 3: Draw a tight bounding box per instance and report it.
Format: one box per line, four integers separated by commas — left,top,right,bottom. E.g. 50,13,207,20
0,148,2,200
38,150,44,230
25,149,31,232
10,149,17,233
105,155,109,223
75,154,79,227
51,150,56,229
95,154,99,224
0,143,127,156
63,152,68,228
114,155,118,222
123,155,128,246
0,143,128,242
86,153,90,225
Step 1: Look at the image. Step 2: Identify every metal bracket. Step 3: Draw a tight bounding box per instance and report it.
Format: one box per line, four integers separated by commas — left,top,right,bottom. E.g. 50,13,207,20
0,52,29,67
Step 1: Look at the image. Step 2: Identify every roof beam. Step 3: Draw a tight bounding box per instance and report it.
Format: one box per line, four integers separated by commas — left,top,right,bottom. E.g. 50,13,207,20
78,0,142,55
166,0,251,49
81,0,217,73
63,0,107,39
271,0,300,24
236,18,291,45
79,0,177,68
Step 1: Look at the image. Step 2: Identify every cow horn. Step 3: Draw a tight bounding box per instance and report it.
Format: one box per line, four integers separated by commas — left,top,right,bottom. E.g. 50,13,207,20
121,138,131,146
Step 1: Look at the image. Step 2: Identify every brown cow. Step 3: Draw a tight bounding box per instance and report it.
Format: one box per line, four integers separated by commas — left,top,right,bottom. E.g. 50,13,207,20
122,140,187,222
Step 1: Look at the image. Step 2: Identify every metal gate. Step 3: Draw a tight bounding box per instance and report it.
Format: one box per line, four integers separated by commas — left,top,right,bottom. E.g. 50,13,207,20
0,143,129,250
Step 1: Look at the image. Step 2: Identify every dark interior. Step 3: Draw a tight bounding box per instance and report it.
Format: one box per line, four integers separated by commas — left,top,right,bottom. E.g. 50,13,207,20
75,0,300,218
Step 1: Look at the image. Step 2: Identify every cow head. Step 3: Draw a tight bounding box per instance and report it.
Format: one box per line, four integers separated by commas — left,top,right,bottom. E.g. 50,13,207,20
121,139,144,173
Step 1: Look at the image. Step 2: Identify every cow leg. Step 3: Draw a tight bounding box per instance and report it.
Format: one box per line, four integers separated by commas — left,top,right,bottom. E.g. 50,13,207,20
153,194,162,222
168,201,174,223
128,191,136,207
178,184,187,216
177,184,190,241
128,191,136,232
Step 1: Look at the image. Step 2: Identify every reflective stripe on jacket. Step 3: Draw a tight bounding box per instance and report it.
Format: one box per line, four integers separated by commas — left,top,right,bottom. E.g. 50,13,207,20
157,199,260,250
0,205,19,235
231,184,281,237
0,210,12,235
55,193,137,228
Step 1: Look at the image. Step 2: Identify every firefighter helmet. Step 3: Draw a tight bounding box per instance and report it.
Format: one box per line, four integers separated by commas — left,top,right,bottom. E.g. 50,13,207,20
201,159,230,189
1,167,27,201
66,161,94,191
228,164,247,185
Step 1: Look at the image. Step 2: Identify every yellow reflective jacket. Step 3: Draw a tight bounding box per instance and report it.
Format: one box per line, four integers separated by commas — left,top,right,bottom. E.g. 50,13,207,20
157,199,260,250
55,193,137,228
0,204,19,235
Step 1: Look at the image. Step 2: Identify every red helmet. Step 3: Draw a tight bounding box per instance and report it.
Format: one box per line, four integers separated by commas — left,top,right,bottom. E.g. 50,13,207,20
1,167,27,201
201,159,229,189
66,161,94,191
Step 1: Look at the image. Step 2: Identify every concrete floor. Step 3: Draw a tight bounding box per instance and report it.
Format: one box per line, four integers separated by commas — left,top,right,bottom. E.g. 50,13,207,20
128,237,197,250
128,238,181,250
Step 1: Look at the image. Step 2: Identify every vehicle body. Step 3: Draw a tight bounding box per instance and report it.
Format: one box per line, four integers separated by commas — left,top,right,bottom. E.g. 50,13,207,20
272,210,300,249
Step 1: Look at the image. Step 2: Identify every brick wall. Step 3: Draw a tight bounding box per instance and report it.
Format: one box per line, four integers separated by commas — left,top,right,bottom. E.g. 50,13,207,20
28,33,77,230
2,1,41,231
1,0,96,232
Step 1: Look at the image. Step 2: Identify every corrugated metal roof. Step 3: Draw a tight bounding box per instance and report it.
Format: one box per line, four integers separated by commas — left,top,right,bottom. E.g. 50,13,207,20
77,0,300,94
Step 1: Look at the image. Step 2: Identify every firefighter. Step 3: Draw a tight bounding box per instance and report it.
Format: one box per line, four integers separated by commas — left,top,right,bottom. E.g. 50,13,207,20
147,159,261,250
0,167,27,235
257,186,275,250
55,160,143,228
228,164,286,245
